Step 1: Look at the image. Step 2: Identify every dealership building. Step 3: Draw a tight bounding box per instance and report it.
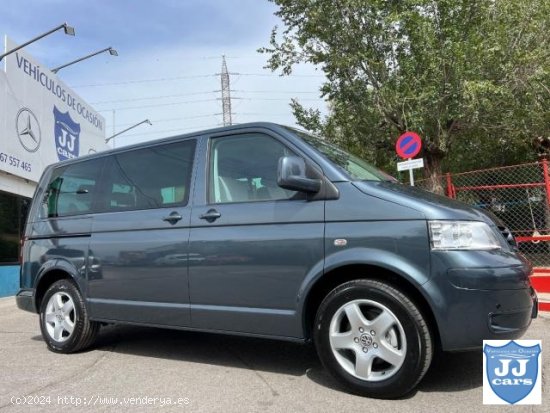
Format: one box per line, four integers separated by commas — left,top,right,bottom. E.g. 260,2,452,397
0,37,106,296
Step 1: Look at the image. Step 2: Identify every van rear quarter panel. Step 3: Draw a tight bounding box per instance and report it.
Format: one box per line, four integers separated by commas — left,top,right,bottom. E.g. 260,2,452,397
22,216,93,298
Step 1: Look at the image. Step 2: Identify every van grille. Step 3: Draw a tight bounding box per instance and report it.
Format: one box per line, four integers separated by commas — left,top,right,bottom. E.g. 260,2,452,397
498,226,517,248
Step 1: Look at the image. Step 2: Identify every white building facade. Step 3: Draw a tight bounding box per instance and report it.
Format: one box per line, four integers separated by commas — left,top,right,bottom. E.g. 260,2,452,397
0,37,106,296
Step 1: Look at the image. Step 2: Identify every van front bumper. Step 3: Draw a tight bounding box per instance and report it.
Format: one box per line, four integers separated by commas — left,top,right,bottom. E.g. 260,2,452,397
426,253,537,352
16,289,36,313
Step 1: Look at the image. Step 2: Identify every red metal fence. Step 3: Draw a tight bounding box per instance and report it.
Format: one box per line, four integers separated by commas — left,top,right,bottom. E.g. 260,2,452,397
418,160,550,268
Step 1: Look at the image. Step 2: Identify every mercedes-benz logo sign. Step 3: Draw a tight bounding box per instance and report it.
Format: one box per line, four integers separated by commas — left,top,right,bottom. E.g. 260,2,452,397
16,108,41,153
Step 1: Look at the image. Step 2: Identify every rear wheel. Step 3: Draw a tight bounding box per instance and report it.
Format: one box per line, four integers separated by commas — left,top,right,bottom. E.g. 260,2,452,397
314,279,432,398
39,279,99,353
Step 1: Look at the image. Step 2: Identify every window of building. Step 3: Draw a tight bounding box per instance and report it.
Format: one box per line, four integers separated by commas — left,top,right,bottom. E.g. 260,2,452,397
100,140,196,212
0,191,30,264
209,133,298,203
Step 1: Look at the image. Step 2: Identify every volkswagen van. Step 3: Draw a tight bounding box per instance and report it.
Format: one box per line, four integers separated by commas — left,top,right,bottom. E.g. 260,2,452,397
16,122,538,398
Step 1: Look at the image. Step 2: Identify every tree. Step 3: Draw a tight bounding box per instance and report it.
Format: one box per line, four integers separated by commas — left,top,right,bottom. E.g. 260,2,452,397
259,0,550,192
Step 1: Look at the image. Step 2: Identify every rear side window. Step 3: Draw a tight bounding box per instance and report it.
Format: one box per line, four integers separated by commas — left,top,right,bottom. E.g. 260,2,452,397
42,159,103,218
99,140,196,212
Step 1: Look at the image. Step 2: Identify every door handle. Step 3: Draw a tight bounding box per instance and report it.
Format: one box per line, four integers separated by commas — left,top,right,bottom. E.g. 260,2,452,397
163,211,183,225
200,209,221,222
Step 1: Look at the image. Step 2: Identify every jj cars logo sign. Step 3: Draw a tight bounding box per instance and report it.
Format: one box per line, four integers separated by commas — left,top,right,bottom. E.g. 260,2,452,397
483,340,542,404
54,106,80,161
0,36,106,191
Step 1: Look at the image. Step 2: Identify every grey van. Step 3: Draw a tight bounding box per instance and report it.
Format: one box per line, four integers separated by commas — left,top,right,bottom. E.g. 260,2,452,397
16,122,537,398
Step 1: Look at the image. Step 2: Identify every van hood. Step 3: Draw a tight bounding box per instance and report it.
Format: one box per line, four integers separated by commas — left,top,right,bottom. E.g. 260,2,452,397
353,181,498,225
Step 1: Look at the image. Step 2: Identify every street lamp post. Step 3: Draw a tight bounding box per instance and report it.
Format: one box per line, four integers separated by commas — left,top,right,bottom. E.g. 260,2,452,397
0,23,75,62
51,47,118,74
106,119,152,147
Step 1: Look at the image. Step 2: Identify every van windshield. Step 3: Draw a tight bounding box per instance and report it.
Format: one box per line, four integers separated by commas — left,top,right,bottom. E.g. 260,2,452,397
287,127,397,182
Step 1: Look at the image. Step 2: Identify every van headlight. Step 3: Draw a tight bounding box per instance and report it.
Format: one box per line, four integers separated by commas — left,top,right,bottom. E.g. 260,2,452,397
428,220,501,250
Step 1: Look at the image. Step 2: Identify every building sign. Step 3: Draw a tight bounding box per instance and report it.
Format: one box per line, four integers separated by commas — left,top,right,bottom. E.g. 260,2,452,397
0,36,106,186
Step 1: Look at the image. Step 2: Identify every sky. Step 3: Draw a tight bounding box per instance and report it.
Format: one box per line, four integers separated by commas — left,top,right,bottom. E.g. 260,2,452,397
0,0,328,146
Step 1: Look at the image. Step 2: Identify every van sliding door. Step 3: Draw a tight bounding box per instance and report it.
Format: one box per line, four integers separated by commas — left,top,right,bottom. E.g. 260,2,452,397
87,139,197,327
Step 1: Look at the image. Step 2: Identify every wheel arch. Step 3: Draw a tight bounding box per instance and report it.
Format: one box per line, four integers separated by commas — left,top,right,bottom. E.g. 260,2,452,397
34,261,83,312
301,263,441,350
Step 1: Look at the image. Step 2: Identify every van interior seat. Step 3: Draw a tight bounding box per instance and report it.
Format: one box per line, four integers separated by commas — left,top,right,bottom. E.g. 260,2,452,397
111,192,135,209
218,176,249,203
136,190,163,209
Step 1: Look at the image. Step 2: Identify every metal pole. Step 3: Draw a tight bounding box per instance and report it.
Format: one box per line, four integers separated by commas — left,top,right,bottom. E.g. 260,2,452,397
51,47,117,74
112,110,116,148
541,160,550,252
0,23,74,62
221,55,232,126
446,173,454,198
106,119,151,144
541,159,550,207
409,158,414,186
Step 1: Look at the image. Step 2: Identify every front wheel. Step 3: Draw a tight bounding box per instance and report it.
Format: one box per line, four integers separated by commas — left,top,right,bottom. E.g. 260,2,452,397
314,279,433,399
39,279,99,353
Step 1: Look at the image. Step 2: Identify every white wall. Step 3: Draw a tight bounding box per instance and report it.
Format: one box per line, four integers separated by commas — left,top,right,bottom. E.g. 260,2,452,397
0,171,35,198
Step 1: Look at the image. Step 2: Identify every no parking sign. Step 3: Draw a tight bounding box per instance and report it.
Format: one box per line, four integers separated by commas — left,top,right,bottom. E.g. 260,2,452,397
395,131,423,186
395,131,422,159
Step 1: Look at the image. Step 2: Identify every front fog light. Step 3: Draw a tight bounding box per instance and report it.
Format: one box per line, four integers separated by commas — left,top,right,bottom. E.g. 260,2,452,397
428,220,501,250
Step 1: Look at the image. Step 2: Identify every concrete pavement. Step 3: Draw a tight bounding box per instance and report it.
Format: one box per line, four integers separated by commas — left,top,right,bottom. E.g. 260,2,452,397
0,296,548,412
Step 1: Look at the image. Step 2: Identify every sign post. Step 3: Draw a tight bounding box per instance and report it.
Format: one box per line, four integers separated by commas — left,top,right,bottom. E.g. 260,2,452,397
395,131,423,186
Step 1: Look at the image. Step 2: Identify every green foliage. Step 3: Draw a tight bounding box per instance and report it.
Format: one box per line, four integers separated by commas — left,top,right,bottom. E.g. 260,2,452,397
259,0,549,191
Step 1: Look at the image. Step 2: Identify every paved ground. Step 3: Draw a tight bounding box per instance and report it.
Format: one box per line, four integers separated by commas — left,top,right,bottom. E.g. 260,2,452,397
0,296,548,412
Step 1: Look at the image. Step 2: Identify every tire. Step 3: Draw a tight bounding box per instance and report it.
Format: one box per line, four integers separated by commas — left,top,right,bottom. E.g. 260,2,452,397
39,279,99,353
313,279,432,399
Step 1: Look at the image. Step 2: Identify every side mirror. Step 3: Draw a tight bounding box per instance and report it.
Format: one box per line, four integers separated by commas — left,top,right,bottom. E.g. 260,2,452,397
277,156,322,193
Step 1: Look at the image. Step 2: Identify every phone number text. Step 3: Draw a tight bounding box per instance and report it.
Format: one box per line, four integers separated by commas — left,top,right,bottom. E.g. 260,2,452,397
0,152,32,172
